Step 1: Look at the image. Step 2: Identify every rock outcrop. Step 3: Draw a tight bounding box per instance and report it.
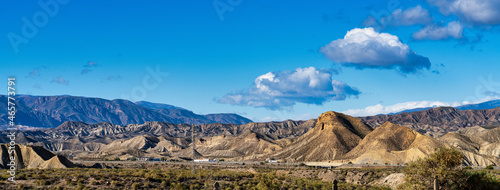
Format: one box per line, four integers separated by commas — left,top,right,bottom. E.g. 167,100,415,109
0,144,74,169
270,111,373,161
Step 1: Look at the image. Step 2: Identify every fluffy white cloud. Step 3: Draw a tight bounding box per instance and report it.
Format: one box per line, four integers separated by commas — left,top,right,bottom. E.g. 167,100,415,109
320,28,431,74
218,67,360,110
428,0,500,25
343,97,500,117
390,6,433,26
413,21,464,40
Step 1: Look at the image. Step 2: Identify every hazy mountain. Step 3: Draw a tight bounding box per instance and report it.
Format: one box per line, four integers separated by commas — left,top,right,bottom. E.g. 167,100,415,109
0,95,61,128
389,99,500,115
0,95,252,128
360,107,500,137
135,101,185,110
456,99,500,110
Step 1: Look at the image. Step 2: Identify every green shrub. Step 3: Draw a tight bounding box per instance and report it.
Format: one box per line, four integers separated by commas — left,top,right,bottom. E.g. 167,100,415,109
35,179,50,186
132,183,140,189
485,165,494,170
400,148,500,190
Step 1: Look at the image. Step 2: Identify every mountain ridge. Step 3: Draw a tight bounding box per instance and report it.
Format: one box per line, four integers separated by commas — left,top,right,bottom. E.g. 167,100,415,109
0,95,252,128
360,106,500,137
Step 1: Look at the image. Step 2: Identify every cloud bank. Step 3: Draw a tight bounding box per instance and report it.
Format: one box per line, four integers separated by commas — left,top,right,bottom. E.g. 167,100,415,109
390,6,433,26
343,97,500,117
218,67,360,110
413,21,464,40
428,0,500,25
320,28,431,74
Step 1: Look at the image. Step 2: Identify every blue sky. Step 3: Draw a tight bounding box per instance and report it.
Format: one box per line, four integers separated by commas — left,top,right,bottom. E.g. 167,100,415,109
1,0,500,122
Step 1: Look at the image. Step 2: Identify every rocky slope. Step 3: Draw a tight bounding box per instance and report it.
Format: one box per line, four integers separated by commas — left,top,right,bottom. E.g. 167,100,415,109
0,119,315,159
0,144,74,169
340,121,448,164
270,111,373,161
2,110,500,166
360,107,500,137
0,95,252,128
438,126,500,159
338,122,500,166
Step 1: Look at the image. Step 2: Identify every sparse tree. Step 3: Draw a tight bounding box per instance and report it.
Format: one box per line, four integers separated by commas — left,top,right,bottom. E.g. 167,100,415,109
400,148,467,189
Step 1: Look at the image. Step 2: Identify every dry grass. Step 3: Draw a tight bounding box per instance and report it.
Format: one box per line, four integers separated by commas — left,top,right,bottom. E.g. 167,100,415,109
0,167,392,189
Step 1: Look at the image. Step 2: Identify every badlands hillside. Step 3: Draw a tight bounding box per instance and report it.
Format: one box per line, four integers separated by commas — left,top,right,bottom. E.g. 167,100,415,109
1,110,499,166
0,144,74,169
270,111,373,161
361,106,500,137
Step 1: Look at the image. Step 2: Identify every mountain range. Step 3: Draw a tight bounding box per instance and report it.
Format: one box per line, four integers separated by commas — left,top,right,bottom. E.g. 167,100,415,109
2,111,499,167
2,95,500,168
360,106,500,137
390,99,500,115
0,95,252,128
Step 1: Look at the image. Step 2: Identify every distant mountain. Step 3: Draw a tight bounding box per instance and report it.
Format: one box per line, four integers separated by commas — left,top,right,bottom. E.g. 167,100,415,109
0,96,61,128
0,95,252,128
135,101,185,110
456,99,500,110
389,99,500,115
360,107,500,137
389,107,437,115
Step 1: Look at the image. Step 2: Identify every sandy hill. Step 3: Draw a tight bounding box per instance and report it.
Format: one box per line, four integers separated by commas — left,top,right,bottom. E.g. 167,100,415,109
360,107,500,137
194,130,289,160
0,144,74,169
340,121,447,165
270,111,373,162
339,122,500,166
90,135,192,159
439,126,500,161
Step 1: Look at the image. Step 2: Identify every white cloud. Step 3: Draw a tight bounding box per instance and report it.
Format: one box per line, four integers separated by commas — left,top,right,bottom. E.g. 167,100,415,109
218,67,360,110
258,116,282,122
51,76,69,85
320,27,431,74
292,113,318,121
413,21,464,40
428,0,500,25
343,96,500,117
81,61,98,74
390,6,433,26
